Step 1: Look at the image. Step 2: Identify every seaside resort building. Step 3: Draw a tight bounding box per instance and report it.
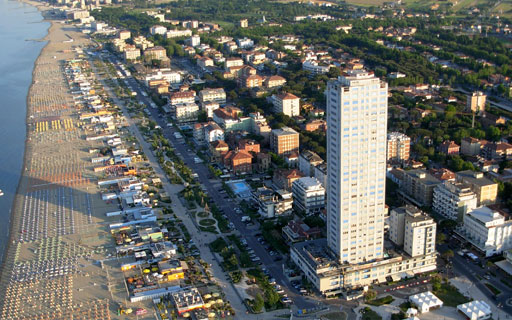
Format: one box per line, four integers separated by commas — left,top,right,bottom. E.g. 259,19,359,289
291,70,437,296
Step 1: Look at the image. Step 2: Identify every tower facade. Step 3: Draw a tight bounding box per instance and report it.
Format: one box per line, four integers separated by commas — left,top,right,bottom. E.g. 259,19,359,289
326,70,388,264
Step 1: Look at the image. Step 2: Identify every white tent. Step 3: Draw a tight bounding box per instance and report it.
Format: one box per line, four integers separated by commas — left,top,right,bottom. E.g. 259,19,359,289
457,301,492,320
409,291,443,313
406,308,418,317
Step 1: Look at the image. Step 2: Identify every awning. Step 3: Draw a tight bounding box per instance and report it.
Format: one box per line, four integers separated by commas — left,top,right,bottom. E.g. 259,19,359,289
377,277,387,283
391,274,401,282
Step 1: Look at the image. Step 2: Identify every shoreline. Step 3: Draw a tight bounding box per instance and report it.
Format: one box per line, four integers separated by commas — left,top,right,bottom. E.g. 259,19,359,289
0,0,52,306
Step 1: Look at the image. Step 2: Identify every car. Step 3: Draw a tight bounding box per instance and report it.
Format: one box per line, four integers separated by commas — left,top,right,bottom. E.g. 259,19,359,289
269,278,276,284
483,275,491,280
281,298,292,304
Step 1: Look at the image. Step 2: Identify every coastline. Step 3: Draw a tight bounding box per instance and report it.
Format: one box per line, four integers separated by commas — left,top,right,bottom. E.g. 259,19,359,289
0,0,50,273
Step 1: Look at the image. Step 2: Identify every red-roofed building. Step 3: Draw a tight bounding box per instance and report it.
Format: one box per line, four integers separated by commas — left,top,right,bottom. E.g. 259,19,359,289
169,91,196,105
439,140,460,155
238,139,260,153
223,150,253,174
282,219,322,243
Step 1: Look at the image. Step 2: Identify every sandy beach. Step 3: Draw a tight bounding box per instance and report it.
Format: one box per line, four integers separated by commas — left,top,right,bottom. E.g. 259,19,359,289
0,2,127,318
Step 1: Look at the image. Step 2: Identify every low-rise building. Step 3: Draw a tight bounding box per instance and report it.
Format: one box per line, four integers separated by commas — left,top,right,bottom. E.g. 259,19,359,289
252,187,293,218
144,46,167,60
172,103,199,123
458,206,512,256
224,57,244,70
264,75,286,89
165,29,192,39
456,170,498,206
433,181,477,221
238,139,260,153
271,92,300,117
169,91,196,105
199,88,226,105
302,60,330,75
481,141,512,161
292,177,326,214
204,122,224,143
209,140,228,163
438,140,460,155
150,25,167,35
223,150,253,174
273,168,303,190
197,57,214,69
299,150,324,177
202,102,219,118
282,219,322,243
461,137,481,156
124,46,141,61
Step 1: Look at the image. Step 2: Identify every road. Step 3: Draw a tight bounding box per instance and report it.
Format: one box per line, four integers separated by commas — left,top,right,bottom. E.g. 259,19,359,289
106,54,319,310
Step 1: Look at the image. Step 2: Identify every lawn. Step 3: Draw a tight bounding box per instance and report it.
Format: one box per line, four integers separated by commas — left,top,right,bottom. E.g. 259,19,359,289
361,307,382,320
367,295,394,306
321,312,347,320
433,283,471,307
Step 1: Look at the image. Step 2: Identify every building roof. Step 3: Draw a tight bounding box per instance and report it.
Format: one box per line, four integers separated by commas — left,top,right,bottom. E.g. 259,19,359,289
266,75,286,82
457,301,491,320
210,140,228,149
404,169,441,186
409,291,443,310
456,170,496,187
170,91,196,99
272,126,299,136
277,92,300,100
300,150,323,163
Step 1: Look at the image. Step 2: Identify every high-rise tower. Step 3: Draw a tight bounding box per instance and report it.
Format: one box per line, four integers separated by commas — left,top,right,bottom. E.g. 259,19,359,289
326,70,388,264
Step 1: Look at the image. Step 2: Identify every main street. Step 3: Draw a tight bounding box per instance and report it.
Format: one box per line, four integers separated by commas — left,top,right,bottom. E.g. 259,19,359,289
106,54,320,310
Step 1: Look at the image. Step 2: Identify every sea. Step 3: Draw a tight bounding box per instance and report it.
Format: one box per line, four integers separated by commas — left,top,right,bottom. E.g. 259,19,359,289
0,0,49,260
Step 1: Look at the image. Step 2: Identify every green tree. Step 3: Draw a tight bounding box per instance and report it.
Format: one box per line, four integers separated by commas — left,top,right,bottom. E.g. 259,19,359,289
364,289,377,302
265,288,281,307
253,294,264,313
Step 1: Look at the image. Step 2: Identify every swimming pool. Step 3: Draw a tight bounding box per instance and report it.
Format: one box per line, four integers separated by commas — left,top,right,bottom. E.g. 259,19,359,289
226,180,252,199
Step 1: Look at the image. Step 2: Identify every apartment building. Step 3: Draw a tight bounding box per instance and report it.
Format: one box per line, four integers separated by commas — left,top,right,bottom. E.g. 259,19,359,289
292,177,326,215
456,170,498,206
299,150,324,177
270,127,299,156
433,181,477,221
458,206,512,257
252,187,293,218
401,169,442,207
387,132,410,162
199,88,226,105
271,92,300,117
467,91,486,113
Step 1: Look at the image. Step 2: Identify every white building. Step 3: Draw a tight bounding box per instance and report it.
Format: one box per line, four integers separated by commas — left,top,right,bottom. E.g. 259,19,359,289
188,34,201,47
172,103,199,123
458,206,512,256
389,205,436,257
409,291,443,314
150,25,167,35
202,102,220,118
199,88,226,105
457,301,491,320
271,92,300,117
326,69,387,263
290,70,436,295
165,29,193,39
291,177,325,214
236,37,254,49
302,60,330,75
252,187,293,218
387,132,410,162
204,122,224,143
144,69,182,85
224,57,244,69
433,181,477,221
299,150,324,177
